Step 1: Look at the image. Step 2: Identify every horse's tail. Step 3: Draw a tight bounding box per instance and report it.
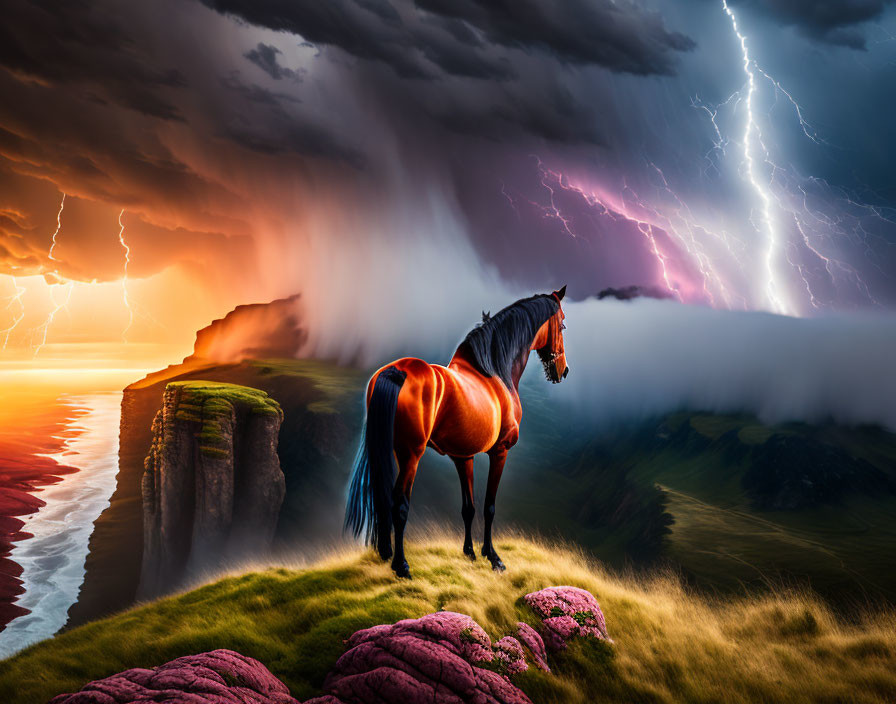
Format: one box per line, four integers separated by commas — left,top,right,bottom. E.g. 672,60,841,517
344,365,407,559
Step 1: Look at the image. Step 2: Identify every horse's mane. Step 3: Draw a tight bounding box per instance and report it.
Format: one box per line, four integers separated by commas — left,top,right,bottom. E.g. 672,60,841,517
457,294,559,387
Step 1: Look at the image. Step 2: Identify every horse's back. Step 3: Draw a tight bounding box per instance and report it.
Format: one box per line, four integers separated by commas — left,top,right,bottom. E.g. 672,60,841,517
367,357,513,457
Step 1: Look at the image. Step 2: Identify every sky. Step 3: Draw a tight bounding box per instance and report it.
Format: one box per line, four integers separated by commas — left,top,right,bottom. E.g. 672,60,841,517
1,0,895,368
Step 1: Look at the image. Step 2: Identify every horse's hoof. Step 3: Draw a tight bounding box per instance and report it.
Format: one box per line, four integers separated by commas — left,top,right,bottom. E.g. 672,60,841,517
484,551,505,571
392,561,411,579
463,546,476,561
378,546,393,561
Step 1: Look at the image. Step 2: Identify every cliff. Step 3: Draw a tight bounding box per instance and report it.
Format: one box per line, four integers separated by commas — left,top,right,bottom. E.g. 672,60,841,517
69,358,363,628
186,294,305,365
138,382,285,599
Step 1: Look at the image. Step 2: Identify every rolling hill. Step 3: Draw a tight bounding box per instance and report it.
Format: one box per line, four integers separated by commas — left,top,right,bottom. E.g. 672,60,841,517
4,536,896,704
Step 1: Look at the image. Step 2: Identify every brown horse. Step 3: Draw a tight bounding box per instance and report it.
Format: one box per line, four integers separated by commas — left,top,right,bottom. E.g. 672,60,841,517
345,287,569,578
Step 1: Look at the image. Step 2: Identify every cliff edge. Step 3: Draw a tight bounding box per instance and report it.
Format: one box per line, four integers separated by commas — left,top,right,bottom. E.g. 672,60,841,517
138,382,284,599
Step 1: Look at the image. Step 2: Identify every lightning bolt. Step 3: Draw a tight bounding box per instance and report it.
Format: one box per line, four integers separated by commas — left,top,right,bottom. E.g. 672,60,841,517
708,0,885,313
721,0,790,315
34,191,74,355
752,65,826,146
505,158,703,300
3,196,155,354
118,209,133,341
496,3,887,315
525,157,756,305
33,281,73,356
47,193,65,262
1,276,26,349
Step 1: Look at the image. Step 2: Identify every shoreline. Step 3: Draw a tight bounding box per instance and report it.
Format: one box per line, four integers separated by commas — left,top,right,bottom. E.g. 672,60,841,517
0,394,122,657
0,402,78,632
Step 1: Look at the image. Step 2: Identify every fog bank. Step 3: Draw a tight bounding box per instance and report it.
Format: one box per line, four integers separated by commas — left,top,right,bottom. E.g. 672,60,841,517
553,299,896,430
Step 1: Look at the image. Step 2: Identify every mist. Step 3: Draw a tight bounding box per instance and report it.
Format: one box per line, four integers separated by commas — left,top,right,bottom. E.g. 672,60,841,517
552,298,896,431
291,223,896,432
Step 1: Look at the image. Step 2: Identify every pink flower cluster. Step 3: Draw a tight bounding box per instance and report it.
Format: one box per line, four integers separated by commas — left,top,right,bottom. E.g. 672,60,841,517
523,586,612,651
50,587,612,704
493,636,527,676
514,622,550,672
48,649,299,704
306,611,533,704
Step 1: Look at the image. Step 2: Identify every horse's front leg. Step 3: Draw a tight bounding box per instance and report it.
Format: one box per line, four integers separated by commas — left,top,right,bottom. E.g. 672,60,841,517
482,448,507,571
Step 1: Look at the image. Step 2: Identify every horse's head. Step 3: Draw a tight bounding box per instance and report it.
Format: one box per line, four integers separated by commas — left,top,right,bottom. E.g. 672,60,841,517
536,285,569,384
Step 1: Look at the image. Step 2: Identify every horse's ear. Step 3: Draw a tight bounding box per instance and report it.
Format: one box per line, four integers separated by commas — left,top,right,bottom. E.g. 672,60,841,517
482,310,491,323
552,285,567,301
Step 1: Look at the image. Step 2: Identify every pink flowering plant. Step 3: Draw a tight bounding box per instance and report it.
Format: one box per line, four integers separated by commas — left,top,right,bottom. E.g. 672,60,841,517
523,586,612,651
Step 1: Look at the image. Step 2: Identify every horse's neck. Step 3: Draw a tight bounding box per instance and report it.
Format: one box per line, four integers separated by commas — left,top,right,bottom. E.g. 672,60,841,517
509,351,531,390
449,342,532,393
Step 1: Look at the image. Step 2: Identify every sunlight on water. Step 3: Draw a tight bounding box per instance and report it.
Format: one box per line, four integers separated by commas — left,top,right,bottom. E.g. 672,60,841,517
0,393,122,658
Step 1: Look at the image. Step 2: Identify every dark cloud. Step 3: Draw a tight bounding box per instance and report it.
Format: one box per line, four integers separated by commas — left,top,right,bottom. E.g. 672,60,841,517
200,0,695,146
218,74,366,164
416,0,697,75
427,80,602,144
0,71,248,234
0,0,363,167
244,43,303,81
596,285,676,301
201,0,695,78
0,0,893,351
0,0,185,120
0,164,255,285
201,0,435,79
732,0,895,49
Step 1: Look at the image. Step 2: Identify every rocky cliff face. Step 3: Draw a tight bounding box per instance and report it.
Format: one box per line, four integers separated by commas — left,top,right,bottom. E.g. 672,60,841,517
70,359,362,628
138,382,285,599
185,294,305,364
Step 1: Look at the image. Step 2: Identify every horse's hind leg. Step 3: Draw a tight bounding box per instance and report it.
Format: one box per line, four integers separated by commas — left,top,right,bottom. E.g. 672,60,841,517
391,445,424,579
451,456,476,560
482,448,507,571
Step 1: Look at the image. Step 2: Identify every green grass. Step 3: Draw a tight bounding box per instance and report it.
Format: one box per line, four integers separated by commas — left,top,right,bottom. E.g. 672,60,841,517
3,535,896,704
249,358,365,414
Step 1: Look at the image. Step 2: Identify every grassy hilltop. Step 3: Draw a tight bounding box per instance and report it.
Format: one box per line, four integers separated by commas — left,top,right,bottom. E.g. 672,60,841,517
3,535,896,704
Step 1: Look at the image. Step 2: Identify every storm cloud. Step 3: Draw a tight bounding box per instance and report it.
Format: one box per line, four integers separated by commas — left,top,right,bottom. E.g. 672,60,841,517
202,0,695,78
0,0,894,355
730,0,896,48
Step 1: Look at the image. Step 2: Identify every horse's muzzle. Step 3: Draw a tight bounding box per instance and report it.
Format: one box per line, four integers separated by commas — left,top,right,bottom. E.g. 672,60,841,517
562,366,569,379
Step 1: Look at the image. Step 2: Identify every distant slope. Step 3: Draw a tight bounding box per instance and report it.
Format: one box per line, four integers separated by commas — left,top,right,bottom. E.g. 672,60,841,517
5,537,896,704
508,405,896,603
612,412,896,601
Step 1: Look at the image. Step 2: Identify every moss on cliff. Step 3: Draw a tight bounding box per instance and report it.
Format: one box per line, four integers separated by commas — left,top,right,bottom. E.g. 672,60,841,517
166,381,282,457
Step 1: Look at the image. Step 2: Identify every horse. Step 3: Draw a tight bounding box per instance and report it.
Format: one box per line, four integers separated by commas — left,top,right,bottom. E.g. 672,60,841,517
344,287,569,578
